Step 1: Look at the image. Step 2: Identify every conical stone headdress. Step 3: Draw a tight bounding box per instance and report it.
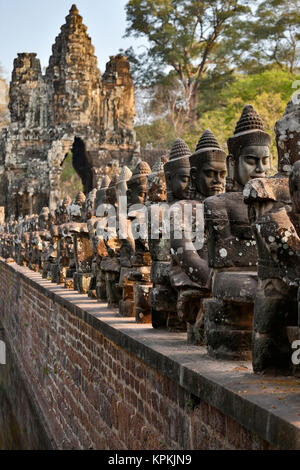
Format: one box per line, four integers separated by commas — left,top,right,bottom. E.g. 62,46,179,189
164,138,191,176
227,105,271,158
128,160,151,184
190,129,226,168
75,191,86,205
117,166,132,185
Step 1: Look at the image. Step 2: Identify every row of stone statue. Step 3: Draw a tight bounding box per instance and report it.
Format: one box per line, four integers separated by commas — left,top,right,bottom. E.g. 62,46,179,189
1,101,300,377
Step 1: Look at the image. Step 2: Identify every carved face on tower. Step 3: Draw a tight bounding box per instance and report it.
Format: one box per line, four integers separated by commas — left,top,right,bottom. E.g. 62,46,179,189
127,161,151,205
227,105,271,190
190,130,227,199
289,161,300,213
164,139,191,202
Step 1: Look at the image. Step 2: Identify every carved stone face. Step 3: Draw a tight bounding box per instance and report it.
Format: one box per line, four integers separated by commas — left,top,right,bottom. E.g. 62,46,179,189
147,168,167,203
290,161,300,213
167,168,190,201
191,160,226,197
85,189,97,219
127,178,147,205
236,145,270,187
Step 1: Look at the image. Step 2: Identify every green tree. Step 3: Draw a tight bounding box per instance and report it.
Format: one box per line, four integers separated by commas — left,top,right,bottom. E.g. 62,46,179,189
183,66,298,170
135,117,176,148
124,0,250,125
60,151,84,199
233,0,300,73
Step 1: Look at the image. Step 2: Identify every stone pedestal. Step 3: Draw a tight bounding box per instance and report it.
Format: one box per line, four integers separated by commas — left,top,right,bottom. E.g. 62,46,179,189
204,271,257,360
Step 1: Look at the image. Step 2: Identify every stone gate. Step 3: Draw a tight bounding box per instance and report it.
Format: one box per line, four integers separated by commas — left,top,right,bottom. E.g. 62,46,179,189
0,5,139,219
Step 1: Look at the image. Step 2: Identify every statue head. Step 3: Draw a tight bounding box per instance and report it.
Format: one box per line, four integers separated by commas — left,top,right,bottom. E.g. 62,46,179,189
275,98,300,175
116,166,132,200
68,191,86,222
85,188,97,219
227,105,271,190
289,161,300,213
38,207,50,231
95,176,111,215
29,214,39,232
106,174,119,206
59,196,72,224
147,156,168,203
164,139,191,202
190,130,226,199
127,161,151,205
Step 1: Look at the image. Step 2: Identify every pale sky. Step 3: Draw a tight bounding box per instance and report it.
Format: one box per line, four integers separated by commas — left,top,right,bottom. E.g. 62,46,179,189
0,0,145,80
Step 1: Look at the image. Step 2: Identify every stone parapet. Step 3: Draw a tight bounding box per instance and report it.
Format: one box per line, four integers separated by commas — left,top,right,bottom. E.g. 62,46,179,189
0,258,299,449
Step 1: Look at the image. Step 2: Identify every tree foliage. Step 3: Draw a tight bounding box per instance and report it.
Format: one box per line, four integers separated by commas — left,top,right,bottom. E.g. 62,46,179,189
233,0,300,73
186,67,298,170
60,151,84,199
124,0,251,123
136,66,298,172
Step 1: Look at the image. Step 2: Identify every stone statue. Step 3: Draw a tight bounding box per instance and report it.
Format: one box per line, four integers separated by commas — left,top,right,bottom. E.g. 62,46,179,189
204,105,271,359
167,132,227,341
147,156,173,327
69,191,93,294
243,99,300,374
50,197,72,283
85,188,98,298
95,176,111,301
189,130,227,201
30,207,50,273
28,214,39,271
14,216,24,265
119,161,151,317
161,138,192,331
100,174,123,307
117,166,137,316
130,156,168,324
249,161,300,374
41,210,56,278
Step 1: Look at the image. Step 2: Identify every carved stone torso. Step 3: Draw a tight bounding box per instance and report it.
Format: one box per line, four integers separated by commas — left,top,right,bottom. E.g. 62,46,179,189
204,191,257,270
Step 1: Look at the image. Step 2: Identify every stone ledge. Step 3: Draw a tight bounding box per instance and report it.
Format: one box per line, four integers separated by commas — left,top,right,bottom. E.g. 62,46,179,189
1,258,300,449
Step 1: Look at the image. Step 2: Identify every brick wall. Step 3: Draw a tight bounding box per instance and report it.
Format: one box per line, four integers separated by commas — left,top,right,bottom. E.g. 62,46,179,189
0,259,295,449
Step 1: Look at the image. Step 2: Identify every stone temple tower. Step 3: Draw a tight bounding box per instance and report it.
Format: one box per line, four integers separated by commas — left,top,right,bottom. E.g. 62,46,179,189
0,5,139,218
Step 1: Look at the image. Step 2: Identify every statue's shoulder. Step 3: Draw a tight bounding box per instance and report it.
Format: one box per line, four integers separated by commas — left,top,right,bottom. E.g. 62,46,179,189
257,206,296,242
204,193,229,218
244,176,290,206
